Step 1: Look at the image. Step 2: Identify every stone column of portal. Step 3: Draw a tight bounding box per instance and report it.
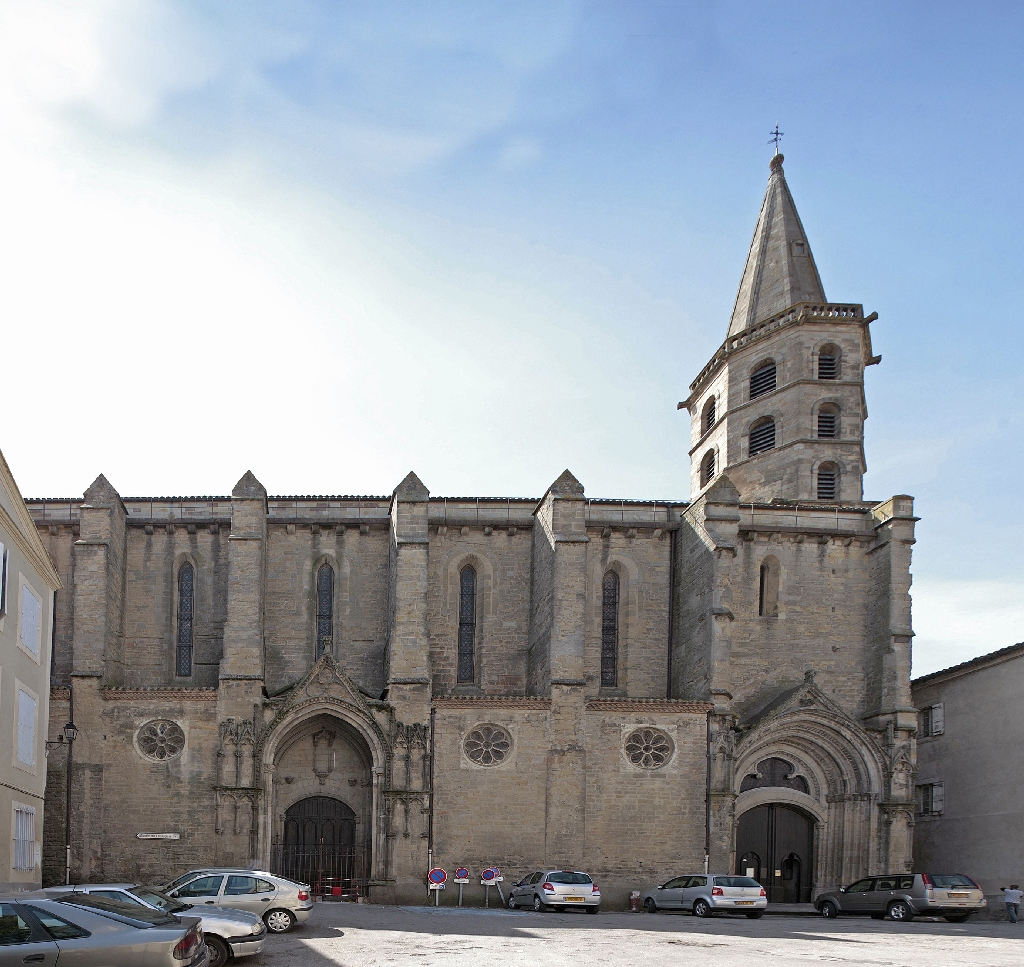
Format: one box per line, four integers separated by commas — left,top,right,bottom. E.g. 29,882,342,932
67,474,128,880
532,470,589,870
218,472,268,728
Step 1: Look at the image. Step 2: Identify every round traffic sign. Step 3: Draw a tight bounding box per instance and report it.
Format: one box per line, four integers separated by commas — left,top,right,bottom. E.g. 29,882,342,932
428,868,447,884
455,868,469,879
481,868,496,881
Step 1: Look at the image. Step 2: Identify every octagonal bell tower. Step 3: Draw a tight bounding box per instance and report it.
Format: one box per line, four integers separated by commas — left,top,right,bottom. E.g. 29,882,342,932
681,154,881,504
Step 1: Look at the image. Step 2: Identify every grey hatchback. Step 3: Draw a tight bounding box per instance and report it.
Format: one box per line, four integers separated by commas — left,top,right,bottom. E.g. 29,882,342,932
160,870,312,933
815,873,987,922
508,871,600,913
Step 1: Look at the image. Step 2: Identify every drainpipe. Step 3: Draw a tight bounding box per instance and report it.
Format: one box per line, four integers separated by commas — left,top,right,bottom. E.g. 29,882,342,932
426,707,436,880
666,524,677,699
704,709,712,875
65,683,74,885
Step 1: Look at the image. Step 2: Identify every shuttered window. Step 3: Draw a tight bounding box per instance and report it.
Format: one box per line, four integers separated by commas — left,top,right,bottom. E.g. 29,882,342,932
749,362,777,399
16,690,35,767
458,566,476,683
917,782,944,815
176,563,194,677
0,541,8,616
702,397,716,434
817,354,838,379
701,450,716,487
601,571,619,688
316,563,334,658
921,703,944,737
749,419,776,455
817,465,838,500
817,410,838,438
19,582,40,656
13,805,35,870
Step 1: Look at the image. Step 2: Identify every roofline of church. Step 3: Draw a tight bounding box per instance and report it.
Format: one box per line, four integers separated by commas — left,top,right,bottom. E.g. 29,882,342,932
911,641,1024,688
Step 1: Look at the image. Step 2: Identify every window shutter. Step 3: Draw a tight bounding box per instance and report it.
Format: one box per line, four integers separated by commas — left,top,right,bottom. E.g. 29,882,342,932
931,782,944,813
930,703,944,735
0,541,7,615
17,691,36,766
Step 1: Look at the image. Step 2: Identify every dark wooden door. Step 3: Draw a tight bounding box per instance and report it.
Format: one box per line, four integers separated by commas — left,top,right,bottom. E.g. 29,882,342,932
735,804,813,903
283,796,355,848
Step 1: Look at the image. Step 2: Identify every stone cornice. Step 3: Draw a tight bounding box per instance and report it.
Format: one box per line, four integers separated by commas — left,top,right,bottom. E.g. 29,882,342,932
100,688,219,701
585,699,713,713
432,696,552,710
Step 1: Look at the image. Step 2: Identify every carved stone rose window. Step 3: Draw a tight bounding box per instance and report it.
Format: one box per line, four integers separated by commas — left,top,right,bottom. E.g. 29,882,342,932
138,720,186,761
463,724,511,766
624,727,673,770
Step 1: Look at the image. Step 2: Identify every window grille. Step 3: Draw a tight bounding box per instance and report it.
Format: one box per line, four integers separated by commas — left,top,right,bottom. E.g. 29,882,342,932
176,563,194,677
13,806,35,870
749,362,776,399
601,571,619,688
316,563,334,658
818,353,838,379
701,450,716,487
749,419,776,455
458,566,476,683
703,397,716,434
817,410,838,438
817,466,838,500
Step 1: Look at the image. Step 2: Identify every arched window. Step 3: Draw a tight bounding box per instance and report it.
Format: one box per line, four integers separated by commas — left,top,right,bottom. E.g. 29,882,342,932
458,565,476,683
316,563,334,657
817,404,839,438
750,361,777,400
749,417,776,456
817,463,839,501
700,449,716,488
817,345,840,380
702,396,717,435
601,571,619,688
758,556,780,617
176,563,194,677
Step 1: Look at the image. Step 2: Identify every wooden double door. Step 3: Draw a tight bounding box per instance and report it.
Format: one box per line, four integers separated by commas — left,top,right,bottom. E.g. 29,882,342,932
735,804,814,903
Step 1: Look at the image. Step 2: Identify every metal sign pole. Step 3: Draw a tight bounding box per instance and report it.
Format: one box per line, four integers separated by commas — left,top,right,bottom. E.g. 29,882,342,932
495,882,505,904
458,883,463,907
484,884,490,907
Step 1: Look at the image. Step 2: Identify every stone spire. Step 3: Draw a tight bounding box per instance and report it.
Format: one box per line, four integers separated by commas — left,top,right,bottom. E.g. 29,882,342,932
727,154,826,337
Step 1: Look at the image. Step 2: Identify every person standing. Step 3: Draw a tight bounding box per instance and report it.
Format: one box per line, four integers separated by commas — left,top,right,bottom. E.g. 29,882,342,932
1001,885,1022,923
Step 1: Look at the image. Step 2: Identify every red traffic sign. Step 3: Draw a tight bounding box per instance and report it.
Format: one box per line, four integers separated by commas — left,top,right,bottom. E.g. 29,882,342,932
455,868,469,879
481,868,497,881
428,868,447,884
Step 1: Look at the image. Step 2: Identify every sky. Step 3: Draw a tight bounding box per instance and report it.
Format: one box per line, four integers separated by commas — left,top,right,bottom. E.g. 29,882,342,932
0,1,1021,675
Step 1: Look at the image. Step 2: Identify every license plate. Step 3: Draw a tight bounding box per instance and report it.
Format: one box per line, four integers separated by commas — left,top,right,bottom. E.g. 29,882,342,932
949,893,969,898
735,901,754,905
565,897,585,902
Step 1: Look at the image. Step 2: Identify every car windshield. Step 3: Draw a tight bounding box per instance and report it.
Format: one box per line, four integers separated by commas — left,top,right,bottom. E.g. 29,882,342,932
713,877,761,888
56,894,180,927
165,872,205,891
931,875,979,888
130,888,191,913
548,872,592,884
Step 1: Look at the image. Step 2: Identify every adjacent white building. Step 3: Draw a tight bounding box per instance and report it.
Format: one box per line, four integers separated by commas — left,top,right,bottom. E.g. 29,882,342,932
0,449,61,890
912,642,1024,916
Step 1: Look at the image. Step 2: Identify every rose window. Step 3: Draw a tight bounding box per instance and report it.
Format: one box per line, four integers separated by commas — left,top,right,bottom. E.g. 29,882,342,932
624,728,673,769
138,720,186,761
463,725,511,766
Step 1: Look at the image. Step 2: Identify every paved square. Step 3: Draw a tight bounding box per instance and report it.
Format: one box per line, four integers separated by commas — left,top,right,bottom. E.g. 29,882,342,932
256,903,1022,967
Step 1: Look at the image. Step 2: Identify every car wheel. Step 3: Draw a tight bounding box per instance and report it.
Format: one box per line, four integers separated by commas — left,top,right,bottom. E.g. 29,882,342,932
887,901,913,922
745,911,764,919
533,895,546,913
508,894,518,910
945,914,970,923
265,908,297,933
644,898,658,914
206,936,230,967
693,898,712,918
586,906,598,915
820,900,839,919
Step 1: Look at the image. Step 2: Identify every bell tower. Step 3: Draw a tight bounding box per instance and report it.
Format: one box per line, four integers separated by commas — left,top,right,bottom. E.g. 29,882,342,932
681,154,881,504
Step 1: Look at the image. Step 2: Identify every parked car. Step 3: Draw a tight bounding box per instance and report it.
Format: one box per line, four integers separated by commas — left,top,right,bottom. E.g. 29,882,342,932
0,892,208,966
814,873,987,922
641,874,767,918
507,871,600,913
42,883,266,966
157,869,313,933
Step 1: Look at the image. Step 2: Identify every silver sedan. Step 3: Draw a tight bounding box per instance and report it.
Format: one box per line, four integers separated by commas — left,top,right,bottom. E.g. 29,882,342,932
641,874,767,918
508,871,600,913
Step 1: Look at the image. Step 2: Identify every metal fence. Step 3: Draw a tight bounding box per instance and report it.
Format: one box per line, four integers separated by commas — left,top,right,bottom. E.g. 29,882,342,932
271,844,370,899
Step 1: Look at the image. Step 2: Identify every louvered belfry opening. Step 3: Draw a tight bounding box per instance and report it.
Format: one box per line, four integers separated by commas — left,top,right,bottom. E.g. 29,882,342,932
817,465,838,500
176,562,194,677
457,565,476,683
316,563,334,657
701,449,716,487
749,418,776,455
750,361,777,399
817,409,838,438
817,351,839,379
703,396,717,434
601,570,619,688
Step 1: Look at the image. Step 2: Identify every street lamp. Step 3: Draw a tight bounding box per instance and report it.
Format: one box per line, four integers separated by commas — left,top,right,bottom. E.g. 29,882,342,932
45,720,77,884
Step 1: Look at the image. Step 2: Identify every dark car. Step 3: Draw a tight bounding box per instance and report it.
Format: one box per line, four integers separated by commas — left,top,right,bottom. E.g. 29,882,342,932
814,873,987,922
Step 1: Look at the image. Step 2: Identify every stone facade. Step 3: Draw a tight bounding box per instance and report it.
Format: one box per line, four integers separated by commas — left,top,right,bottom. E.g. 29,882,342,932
912,643,1024,916
33,155,917,906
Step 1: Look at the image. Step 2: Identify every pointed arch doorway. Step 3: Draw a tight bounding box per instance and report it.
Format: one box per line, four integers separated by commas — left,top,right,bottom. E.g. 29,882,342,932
276,796,366,898
735,804,814,903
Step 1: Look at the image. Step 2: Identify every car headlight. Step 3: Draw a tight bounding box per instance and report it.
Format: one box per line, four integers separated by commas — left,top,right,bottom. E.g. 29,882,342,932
251,922,265,935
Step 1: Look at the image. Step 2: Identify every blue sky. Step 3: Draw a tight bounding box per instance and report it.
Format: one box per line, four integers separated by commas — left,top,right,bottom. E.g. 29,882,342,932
1,1,1021,673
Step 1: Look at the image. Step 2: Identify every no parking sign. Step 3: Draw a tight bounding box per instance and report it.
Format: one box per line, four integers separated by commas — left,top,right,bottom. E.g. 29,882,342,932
428,868,447,890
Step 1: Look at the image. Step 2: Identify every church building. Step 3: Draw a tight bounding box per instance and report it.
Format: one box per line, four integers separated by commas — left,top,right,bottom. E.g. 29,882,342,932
32,154,917,906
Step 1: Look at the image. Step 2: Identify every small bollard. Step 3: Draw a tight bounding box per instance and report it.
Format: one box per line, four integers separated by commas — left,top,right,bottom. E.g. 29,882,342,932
629,891,641,912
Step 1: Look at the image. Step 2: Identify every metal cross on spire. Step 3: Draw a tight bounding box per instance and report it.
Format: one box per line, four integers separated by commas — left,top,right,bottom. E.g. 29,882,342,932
768,123,784,155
